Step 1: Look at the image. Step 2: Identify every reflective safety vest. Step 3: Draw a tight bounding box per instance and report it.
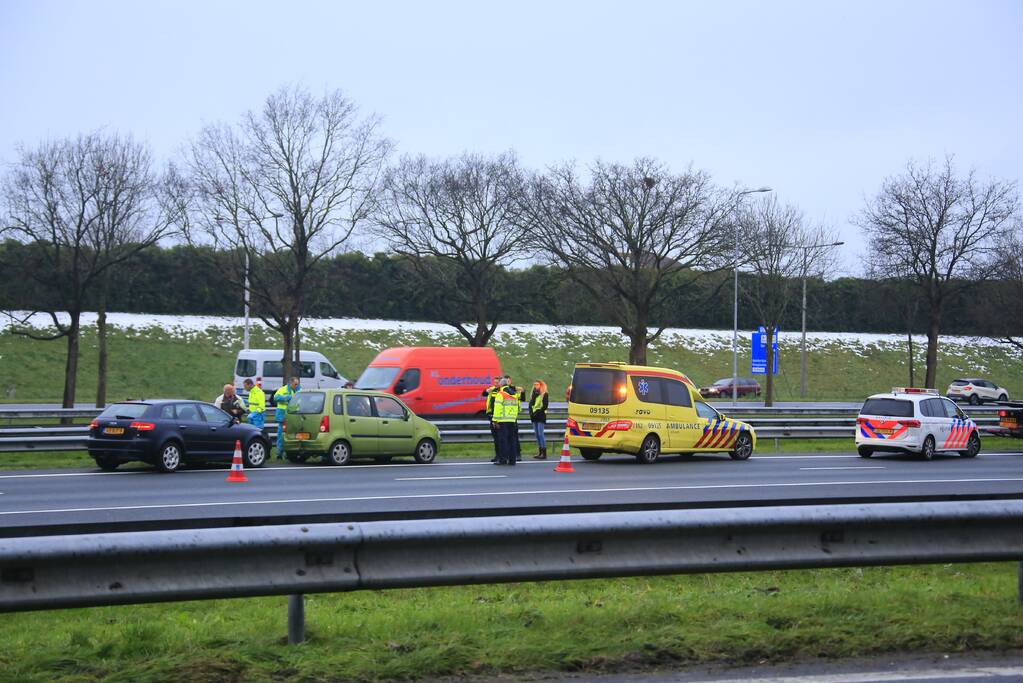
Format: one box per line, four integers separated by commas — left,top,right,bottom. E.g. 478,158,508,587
274,385,298,413
531,392,546,414
495,388,519,422
247,385,266,414
491,389,506,421
485,388,498,416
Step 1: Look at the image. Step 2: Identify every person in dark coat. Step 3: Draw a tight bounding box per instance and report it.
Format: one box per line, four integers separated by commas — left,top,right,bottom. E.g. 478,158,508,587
529,380,550,459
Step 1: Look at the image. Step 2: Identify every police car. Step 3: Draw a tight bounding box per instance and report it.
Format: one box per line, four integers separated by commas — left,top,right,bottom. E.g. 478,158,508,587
855,387,980,460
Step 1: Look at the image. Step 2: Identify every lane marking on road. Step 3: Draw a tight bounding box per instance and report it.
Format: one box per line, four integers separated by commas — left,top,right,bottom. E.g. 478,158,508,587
799,466,886,470
395,475,508,481
2,477,1023,516
678,664,1023,683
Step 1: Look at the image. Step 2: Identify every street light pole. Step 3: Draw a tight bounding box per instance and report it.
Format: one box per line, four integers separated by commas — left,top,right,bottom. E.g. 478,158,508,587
798,241,844,398
732,187,772,405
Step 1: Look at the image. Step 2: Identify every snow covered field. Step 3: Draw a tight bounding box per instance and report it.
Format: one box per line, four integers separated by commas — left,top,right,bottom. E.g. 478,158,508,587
1,311,1013,358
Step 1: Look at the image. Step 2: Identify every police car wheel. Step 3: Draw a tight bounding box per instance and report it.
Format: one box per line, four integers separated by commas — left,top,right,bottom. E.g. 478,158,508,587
637,435,660,464
729,432,753,460
414,439,437,464
580,449,602,461
959,432,980,458
857,446,873,458
968,394,980,405
920,436,936,460
327,440,351,466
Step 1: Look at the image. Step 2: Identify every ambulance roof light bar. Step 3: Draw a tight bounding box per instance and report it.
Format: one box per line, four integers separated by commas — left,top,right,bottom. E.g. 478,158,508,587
891,387,939,395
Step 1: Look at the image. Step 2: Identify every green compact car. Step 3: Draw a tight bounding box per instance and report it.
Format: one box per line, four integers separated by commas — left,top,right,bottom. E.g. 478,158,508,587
282,389,440,465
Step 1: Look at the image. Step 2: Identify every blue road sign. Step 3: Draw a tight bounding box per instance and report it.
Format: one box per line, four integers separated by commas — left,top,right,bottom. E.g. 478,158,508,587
752,326,778,375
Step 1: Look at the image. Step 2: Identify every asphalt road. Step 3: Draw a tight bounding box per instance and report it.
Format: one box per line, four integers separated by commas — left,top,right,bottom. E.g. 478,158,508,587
1,448,1022,536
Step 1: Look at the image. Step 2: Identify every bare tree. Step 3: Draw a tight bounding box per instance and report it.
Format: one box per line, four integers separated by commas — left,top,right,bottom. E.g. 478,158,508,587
1,132,178,408
185,85,390,378
985,234,1023,351
736,196,833,406
521,158,733,364
860,157,1018,388
376,152,526,346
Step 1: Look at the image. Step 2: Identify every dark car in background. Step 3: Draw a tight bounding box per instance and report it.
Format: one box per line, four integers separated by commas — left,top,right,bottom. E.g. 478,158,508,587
699,377,761,399
88,400,270,473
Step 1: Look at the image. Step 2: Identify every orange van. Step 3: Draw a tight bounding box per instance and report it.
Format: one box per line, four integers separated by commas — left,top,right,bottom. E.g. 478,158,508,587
354,347,503,415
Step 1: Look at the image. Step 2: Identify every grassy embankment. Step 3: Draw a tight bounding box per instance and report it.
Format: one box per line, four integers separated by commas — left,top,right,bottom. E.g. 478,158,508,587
1,564,1020,682
2,324,1023,680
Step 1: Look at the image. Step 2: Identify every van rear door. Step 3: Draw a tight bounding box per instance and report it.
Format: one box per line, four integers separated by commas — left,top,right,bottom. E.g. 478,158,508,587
569,366,624,432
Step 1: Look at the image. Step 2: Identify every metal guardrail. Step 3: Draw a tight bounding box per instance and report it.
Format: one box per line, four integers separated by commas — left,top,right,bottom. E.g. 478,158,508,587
1,500,1021,644
0,407,1003,451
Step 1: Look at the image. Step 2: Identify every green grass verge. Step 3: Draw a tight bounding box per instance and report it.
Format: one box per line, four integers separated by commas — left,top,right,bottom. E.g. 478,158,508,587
1,564,1020,682
2,323,1022,405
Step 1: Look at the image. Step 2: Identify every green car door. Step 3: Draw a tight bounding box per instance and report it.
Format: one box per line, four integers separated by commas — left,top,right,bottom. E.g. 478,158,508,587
372,395,415,455
344,394,379,456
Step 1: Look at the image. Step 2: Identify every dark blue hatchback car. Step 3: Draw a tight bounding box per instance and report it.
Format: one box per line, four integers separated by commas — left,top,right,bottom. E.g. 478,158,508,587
88,400,270,473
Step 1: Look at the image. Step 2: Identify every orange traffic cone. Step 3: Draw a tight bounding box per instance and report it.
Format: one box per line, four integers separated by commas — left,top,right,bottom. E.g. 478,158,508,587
554,429,575,473
226,440,248,483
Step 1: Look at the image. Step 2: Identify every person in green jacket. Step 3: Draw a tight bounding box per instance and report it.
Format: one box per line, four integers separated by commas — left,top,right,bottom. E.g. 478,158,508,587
273,376,300,460
243,377,266,429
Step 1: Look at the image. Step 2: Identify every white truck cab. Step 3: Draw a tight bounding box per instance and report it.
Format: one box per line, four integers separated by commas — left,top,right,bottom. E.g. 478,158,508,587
233,349,348,399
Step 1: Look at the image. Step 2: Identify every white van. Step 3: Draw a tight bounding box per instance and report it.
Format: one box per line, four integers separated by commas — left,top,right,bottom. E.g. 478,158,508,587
233,349,349,399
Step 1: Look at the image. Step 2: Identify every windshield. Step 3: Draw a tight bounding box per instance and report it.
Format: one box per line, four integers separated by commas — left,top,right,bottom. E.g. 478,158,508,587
950,380,972,386
570,368,627,405
712,378,731,386
356,366,401,390
98,403,148,420
292,392,326,414
861,398,914,418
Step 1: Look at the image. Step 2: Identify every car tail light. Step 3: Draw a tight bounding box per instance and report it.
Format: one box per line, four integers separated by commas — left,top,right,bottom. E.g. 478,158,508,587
999,410,1007,417
964,385,973,391
856,417,868,425
566,417,578,430
319,415,330,433
605,420,633,431
282,419,287,431
897,419,920,428
130,421,156,431
89,419,99,429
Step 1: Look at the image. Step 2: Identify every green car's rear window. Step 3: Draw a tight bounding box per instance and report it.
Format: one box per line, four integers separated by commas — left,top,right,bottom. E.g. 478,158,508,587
292,392,326,414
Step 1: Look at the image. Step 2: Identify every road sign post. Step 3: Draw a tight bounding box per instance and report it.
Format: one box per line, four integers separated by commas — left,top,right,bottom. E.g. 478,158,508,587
752,326,778,375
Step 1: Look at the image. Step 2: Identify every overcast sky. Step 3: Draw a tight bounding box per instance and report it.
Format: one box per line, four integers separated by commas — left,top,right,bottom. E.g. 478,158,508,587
1,0,1020,275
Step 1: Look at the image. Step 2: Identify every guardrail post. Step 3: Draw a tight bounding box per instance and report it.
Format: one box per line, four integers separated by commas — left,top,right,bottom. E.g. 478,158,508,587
1019,562,1023,605
287,593,305,644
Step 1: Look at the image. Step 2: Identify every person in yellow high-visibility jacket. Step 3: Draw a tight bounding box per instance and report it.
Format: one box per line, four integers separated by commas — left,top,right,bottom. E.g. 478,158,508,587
243,378,266,429
273,377,300,460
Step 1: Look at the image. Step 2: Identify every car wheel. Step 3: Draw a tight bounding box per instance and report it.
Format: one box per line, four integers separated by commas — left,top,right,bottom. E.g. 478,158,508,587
999,394,1008,402
94,456,119,472
857,446,873,458
580,449,602,461
959,432,980,458
326,440,351,466
244,439,267,468
968,394,980,406
636,434,660,464
414,438,437,464
729,432,754,460
156,441,182,473
920,435,936,460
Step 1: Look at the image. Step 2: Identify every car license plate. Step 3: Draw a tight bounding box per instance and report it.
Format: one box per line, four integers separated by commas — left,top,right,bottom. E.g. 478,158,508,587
582,422,603,431
296,432,311,440
875,428,894,435
1002,419,1017,428
104,427,124,435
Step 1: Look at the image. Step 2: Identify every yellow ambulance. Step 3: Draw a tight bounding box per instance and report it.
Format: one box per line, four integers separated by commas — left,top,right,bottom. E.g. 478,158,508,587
567,362,756,463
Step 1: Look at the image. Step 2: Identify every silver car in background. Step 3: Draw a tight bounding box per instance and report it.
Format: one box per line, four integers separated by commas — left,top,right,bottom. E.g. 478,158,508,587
946,378,1008,405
